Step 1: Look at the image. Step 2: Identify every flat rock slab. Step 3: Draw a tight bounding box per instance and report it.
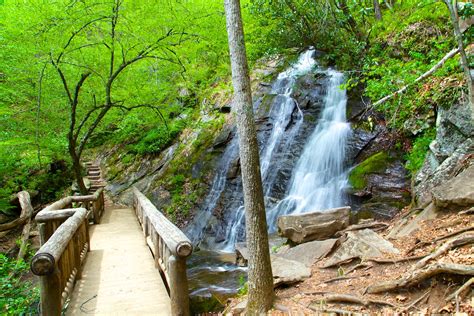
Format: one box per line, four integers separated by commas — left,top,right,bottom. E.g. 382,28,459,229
271,256,311,287
325,229,399,267
276,239,338,267
277,206,350,244
433,164,474,210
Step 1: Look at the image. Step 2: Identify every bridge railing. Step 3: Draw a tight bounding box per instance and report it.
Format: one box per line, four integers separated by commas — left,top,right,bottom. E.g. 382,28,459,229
30,188,105,316
31,208,89,316
133,187,193,316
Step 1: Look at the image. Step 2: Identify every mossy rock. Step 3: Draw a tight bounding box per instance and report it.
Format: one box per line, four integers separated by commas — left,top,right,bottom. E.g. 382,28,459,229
348,151,393,190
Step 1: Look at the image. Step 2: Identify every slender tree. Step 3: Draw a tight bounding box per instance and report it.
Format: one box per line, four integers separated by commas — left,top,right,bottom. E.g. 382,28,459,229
443,0,474,119
374,0,383,20
223,0,274,313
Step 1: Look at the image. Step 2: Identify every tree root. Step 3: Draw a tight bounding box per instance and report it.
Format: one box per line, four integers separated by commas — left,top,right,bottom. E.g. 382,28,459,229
318,276,359,285
308,292,398,307
447,277,474,301
402,290,430,312
335,222,388,237
367,254,426,265
408,226,474,254
412,234,474,270
366,263,474,294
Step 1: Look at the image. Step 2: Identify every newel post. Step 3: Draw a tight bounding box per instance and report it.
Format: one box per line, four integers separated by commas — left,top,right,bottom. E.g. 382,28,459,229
39,266,62,316
169,255,190,316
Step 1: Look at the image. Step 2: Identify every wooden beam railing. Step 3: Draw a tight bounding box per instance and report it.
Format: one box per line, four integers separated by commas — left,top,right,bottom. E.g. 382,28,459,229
133,187,193,316
31,208,89,316
39,188,104,225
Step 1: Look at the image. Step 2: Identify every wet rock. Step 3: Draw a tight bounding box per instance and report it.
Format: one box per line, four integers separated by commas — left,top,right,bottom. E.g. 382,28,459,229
325,229,399,266
277,207,350,244
432,164,474,210
271,256,311,286
276,238,338,267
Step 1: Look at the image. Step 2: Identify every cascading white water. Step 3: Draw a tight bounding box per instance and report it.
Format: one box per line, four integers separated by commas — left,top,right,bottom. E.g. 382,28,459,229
267,69,351,229
184,139,239,243
220,50,316,251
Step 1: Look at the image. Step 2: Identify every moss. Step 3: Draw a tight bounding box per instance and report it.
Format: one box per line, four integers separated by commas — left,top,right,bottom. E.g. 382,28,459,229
348,152,392,190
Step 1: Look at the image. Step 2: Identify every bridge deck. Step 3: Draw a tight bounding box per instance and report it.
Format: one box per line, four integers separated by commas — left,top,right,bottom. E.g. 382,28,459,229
66,207,171,315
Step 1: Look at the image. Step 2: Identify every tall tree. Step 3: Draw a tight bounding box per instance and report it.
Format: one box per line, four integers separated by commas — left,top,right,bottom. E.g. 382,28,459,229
45,0,183,193
223,0,274,313
374,0,383,20
443,0,474,119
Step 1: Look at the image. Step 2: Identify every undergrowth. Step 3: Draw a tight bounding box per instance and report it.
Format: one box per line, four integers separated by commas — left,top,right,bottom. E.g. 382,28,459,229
0,253,39,315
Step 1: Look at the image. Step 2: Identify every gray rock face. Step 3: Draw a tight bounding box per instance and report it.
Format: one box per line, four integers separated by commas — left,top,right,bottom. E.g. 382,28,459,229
271,256,312,287
346,126,411,219
276,238,338,267
324,229,399,267
415,138,474,206
432,164,474,209
414,101,474,205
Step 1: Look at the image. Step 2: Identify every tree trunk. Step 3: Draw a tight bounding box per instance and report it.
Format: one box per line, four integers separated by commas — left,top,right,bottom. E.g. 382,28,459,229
223,0,274,313
373,0,382,20
69,146,87,195
444,0,474,119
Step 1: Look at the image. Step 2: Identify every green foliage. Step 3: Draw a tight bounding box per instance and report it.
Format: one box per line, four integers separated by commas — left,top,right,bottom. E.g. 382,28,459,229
0,254,39,315
131,120,186,155
349,152,391,190
237,275,248,296
405,128,436,174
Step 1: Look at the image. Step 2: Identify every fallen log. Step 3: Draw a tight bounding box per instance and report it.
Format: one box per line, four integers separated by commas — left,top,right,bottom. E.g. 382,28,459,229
0,216,29,232
412,234,474,270
372,48,460,107
278,206,350,244
366,263,474,294
17,191,34,260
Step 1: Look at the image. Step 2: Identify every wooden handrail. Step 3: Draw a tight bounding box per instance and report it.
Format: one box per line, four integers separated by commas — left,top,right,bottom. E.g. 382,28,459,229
133,187,192,316
31,208,89,316
39,188,104,224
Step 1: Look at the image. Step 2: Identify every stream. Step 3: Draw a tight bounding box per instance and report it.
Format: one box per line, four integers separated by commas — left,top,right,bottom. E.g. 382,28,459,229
185,49,352,311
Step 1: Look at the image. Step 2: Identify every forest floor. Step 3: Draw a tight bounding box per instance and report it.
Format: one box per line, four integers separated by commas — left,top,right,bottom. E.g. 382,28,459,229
228,207,474,315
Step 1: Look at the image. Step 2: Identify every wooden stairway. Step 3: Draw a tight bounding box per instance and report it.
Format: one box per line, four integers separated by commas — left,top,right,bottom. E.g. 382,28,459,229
85,162,106,194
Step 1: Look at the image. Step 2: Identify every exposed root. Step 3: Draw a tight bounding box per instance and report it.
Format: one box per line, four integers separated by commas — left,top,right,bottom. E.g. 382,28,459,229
366,263,474,294
309,292,398,307
321,257,358,268
345,263,372,274
402,290,430,312
408,226,474,253
367,254,426,264
459,207,474,215
412,234,474,270
447,277,474,301
335,222,388,237
318,276,359,285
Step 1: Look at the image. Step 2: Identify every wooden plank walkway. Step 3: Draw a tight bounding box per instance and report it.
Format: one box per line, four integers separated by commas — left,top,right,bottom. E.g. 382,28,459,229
66,207,171,315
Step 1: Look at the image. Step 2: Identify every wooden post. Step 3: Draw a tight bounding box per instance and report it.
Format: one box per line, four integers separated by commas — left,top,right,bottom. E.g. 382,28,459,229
169,255,190,316
39,267,62,316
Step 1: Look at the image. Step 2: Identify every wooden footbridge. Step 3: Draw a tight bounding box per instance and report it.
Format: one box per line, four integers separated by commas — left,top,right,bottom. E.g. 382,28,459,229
30,164,193,316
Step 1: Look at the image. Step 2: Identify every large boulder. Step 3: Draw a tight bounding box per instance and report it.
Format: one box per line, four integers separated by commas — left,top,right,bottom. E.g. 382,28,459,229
324,229,399,267
277,207,350,244
432,164,474,210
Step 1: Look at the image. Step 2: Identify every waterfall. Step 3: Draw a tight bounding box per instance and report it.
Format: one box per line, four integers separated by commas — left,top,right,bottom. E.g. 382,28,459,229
186,49,351,252
267,69,351,230
220,50,317,251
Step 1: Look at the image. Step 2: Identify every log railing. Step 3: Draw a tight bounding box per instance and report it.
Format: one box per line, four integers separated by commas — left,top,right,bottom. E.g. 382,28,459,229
133,187,193,316
31,208,89,316
39,188,104,225
30,189,104,315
